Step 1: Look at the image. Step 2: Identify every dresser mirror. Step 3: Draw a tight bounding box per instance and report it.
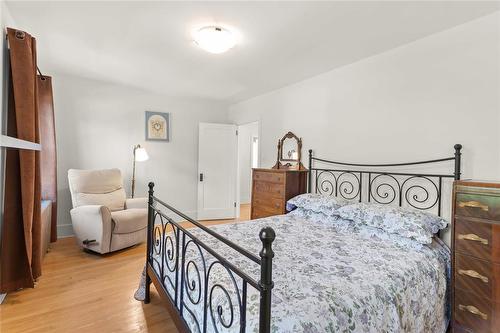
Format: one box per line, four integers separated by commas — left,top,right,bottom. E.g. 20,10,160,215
273,131,305,170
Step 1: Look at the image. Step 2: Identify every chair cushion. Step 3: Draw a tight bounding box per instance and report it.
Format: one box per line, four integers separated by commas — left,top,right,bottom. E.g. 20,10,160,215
68,168,123,193
68,168,127,211
111,209,147,234
74,190,126,212
110,228,147,252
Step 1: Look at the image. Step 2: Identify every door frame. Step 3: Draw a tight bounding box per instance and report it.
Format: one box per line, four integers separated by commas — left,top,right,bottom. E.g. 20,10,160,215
236,120,261,219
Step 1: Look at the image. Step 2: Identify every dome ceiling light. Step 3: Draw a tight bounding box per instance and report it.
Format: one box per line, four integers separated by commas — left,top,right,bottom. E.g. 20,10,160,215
193,26,237,54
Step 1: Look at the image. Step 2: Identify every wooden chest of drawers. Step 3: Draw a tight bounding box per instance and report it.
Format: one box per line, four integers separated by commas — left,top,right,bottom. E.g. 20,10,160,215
452,181,500,333
250,168,307,220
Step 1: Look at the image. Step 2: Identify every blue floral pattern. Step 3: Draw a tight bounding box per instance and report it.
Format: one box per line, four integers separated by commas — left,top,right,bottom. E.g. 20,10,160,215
288,207,357,233
286,193,351,216
338,203,448,244
150,210,450,332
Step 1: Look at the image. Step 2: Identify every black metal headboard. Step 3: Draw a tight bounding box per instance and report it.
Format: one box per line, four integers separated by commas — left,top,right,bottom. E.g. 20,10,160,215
307,144,462,217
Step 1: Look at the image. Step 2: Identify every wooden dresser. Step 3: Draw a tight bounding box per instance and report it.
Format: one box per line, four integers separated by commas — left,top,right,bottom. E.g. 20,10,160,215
251,168,307,219
452,180,500,332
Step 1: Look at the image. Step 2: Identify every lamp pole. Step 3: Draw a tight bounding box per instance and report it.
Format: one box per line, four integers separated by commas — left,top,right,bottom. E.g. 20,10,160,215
131,144,139,198
131,144,149,198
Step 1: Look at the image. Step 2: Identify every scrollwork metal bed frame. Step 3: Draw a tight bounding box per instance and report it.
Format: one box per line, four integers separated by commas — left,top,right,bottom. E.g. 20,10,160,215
144,144,462,333
308,144,463,218
144,187,275,333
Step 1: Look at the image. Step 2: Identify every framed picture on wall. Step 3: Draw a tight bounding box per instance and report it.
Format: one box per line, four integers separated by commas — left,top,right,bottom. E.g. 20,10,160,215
145,111,170,142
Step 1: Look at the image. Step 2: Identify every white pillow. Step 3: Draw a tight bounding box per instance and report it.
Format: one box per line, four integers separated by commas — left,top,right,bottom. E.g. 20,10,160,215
286,193,351,216
288,207,356,233
337,202,448,244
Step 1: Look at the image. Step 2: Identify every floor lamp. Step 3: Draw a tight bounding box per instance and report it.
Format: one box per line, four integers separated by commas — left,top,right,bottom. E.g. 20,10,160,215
132,144,149,198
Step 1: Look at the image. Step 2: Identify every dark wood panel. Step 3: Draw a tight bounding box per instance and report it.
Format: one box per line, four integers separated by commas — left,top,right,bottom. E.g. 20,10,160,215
455,253,500,301
456,192,500,221
285,171,307,199
455,217,500,263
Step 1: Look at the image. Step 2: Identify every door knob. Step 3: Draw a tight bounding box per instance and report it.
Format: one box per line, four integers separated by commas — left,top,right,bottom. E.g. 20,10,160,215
200,173,204,182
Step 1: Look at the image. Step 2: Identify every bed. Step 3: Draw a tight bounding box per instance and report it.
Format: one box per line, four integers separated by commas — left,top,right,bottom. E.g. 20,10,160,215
142,144,463,333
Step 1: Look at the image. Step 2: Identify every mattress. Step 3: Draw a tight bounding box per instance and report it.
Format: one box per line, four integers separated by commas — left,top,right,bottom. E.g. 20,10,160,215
151,212,450,333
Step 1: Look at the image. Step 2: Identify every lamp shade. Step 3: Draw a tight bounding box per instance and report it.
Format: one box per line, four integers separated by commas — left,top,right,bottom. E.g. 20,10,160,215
135,147,149,162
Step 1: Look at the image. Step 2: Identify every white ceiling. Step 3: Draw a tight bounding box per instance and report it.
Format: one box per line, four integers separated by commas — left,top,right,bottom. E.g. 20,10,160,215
7,1,500,103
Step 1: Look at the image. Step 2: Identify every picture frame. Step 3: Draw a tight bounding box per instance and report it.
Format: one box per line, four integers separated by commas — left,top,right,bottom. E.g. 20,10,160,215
145,111,170,142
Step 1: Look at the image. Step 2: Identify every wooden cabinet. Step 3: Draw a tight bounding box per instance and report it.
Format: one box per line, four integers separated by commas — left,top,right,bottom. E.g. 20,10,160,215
251,168,307,220
452,181,500,332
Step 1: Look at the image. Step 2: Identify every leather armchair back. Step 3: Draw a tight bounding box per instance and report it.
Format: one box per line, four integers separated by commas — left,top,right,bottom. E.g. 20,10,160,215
68,169,126,211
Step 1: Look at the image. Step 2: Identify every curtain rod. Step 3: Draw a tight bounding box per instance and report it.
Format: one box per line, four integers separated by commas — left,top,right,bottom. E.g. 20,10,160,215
36,66,46,79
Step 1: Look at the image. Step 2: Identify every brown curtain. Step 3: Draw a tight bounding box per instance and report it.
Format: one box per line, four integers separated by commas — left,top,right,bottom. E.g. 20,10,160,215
38,75,57,242
0,28,42,292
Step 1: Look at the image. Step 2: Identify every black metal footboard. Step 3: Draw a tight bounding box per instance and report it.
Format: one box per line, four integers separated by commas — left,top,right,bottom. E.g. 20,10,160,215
144,182,275,333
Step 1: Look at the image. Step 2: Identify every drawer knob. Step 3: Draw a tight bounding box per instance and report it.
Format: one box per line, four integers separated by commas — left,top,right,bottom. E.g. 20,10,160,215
458,304,488,320
458,200,489,212
458,233,488,245
458,269,489,283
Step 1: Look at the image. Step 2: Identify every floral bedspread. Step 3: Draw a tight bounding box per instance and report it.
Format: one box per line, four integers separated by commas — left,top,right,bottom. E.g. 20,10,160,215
150,212,450,333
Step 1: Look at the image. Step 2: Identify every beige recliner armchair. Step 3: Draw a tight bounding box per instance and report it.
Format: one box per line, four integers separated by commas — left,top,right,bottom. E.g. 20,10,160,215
68,168,148,254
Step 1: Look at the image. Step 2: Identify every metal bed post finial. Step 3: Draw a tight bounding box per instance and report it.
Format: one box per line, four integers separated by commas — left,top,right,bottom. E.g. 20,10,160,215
454,144,462,180
144,182,155,304
259,227,275,333
308,149,313,193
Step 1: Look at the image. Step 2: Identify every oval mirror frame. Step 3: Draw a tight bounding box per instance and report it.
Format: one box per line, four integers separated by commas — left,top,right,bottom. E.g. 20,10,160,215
272,131,305,170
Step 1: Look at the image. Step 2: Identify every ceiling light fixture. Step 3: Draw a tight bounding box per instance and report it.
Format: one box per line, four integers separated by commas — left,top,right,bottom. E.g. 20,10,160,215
193,26,236,54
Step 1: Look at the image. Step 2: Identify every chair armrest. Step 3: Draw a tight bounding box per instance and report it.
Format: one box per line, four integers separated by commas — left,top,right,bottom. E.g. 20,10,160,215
125,197,148,209
70,205,112,254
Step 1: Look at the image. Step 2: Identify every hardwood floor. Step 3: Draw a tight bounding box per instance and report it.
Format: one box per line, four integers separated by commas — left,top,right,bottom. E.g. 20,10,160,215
0,204,251,333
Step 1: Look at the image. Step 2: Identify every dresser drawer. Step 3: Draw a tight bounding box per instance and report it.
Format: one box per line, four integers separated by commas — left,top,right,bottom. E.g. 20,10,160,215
251,206,282,219
455,290,498,333
456,192,500,221
253,196,284,212
251,169,307,221
455,253,500,300
251,207,270,219
455,218,500,262
253,181,284,198
253,171,285,184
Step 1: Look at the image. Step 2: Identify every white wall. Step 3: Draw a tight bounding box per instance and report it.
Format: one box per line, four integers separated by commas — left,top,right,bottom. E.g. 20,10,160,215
237,121,259,204
0,2,6,130
0,4,16,299
228,12,500,244
0,1,14,132
0,1,15,257
53,74,228,237
229,12,500,179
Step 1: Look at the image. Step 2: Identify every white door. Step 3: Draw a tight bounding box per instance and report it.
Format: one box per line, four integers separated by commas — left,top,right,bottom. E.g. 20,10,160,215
197,123,238,220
